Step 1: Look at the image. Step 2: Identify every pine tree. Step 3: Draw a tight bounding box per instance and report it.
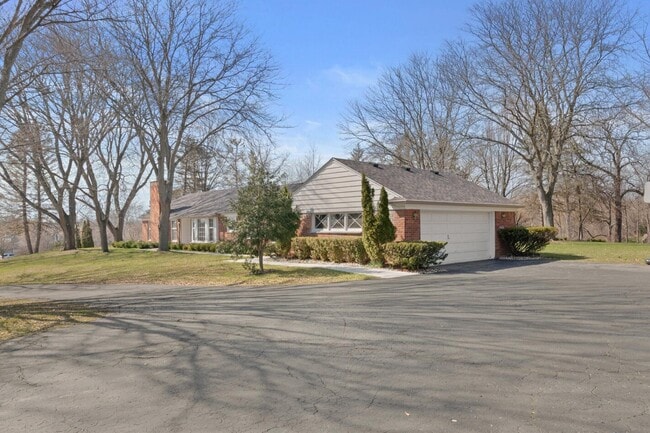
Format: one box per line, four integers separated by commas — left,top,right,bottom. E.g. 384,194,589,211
81,219,94,248
361,173,382,265
233,157,300,273
375,187,396,244
75,225,82,249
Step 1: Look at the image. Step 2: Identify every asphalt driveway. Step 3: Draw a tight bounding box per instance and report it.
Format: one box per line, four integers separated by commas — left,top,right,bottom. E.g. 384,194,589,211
1,260,649,432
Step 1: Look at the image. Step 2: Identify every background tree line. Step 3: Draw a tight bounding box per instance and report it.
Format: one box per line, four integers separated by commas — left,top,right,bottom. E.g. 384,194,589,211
0,0,282,254
341,0,650,242
2,0,650,256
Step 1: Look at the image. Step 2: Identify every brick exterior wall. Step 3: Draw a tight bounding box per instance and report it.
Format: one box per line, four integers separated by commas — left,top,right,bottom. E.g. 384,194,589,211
390,209,421,241
148,181,160,242
495,211,517,257
217,215,236,241
297,213,312,237
141,220,150,242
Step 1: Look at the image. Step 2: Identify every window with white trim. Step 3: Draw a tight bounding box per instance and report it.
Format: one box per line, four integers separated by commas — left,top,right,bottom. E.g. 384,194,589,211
331,213,345,229
314,214,328,230
312,212,363,233
171,221,178,242
191,218,217,242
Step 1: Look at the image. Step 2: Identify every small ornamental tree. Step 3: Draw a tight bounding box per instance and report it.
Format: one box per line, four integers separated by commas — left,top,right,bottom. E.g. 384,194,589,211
233,161,300,273
376,187,396,244
361,173,382,265
75,225,82,249
81,219,95,248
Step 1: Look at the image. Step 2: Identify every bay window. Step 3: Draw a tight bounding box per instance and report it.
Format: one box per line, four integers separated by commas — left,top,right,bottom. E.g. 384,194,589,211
191,217,217,242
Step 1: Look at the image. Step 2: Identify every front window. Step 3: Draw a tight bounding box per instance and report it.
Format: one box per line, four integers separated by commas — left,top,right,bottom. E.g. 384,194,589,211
347,213,362,229
208,218,215,242
314,214,328,230
191,218,217,242
171,221,178,242
331,213,345,229
312,212,363,233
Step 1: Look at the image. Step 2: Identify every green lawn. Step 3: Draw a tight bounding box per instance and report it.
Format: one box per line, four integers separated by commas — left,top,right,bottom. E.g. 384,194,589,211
0,248,369,286
541,241,650,265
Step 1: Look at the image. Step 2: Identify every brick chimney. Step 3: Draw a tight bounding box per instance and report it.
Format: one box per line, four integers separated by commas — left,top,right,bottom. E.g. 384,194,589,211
149,181,160,242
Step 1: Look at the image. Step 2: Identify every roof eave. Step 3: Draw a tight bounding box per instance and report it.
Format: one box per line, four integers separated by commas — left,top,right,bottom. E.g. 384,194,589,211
389,198,523,209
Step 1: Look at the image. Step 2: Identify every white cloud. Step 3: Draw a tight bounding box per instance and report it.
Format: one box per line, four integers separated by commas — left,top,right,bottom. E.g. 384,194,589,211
320,65,381,88
304,120,322,131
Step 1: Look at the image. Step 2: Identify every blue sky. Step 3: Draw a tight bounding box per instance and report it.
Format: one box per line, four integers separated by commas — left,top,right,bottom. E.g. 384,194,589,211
238,0,477,159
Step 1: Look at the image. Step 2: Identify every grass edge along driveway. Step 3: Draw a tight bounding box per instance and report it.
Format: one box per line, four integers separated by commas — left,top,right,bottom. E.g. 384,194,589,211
0,248,369,286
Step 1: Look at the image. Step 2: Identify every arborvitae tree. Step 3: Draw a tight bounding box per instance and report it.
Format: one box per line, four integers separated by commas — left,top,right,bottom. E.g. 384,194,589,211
361,173,382,265
375,187,396,244
75,225,82,249
81,219,94,248
233,159,300,273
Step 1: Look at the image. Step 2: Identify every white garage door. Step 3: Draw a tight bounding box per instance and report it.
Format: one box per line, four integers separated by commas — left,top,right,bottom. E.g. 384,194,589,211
420,211,493,264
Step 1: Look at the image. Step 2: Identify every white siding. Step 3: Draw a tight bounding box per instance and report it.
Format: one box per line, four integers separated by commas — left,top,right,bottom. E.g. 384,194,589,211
180,218,192,243
420,210,494,264
293,160,400,213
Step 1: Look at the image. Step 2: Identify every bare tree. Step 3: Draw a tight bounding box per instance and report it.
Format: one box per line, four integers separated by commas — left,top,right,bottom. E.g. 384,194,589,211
106,0,279,250
575,108,647,241
286,143,322,182
0,123,44,253
0,0,103,111
469,122,526,197
445,0,635,226
341,53,471,172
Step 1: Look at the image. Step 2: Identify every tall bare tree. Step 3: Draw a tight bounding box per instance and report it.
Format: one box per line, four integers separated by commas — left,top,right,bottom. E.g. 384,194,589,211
341,53,471,172
107,0,279,251
469,123,525,198
575,108,646,241
445,0,635,226
0,0,103,112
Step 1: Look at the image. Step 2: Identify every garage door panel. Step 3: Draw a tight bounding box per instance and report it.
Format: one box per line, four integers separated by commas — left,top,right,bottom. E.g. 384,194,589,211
420,210,493,263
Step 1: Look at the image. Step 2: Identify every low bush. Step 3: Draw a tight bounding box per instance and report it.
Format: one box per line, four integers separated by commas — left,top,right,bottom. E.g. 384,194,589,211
291,237,312,260
111,240,158,249
291,237,369,264
383,241,448,270
498,226,557,256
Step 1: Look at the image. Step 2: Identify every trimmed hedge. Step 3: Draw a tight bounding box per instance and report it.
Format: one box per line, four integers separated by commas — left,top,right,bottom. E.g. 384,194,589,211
383,241,448,270
498,226,557,256
111,240,253,254
290,237,369,264
111,240,158,249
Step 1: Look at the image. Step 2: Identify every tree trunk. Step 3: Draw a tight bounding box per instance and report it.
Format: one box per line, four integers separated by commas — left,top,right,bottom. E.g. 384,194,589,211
537,188,555,227
21,197,34,254
96,213,110,253
613,177,623,243
34,196,42,253
158,179,172,251
258,240,265,273
62,215,77,250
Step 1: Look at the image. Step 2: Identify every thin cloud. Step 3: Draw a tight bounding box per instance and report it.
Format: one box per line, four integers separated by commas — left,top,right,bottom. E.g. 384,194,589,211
321,65,380,88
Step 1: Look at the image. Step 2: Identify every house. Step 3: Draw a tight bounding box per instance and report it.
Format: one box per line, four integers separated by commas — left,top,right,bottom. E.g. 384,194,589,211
142,158,521,263
141,184,238,244
292,158,520,264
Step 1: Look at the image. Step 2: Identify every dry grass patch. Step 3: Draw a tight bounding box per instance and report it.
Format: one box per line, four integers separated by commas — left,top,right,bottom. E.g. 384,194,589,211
0,299,103,341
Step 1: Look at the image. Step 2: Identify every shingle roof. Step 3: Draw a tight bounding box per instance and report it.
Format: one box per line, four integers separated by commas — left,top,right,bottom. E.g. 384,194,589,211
167,183,303,219
170,188,238,219
334,158,519,207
